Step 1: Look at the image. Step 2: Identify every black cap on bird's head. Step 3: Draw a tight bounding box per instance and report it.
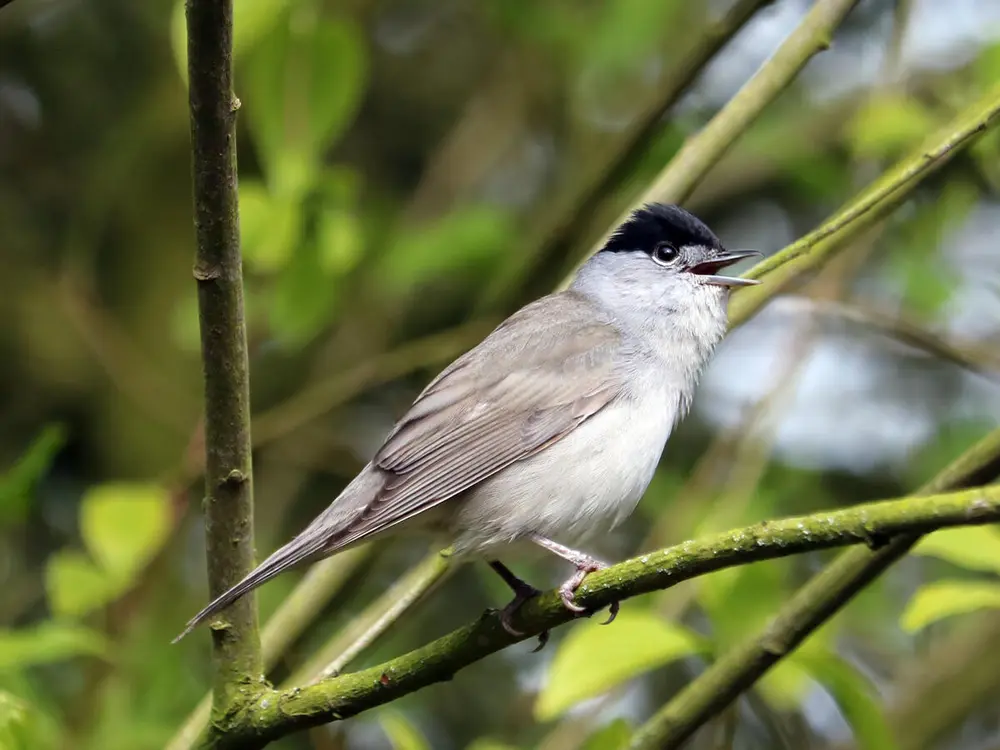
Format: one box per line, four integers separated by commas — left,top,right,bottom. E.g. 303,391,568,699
600,203,761,287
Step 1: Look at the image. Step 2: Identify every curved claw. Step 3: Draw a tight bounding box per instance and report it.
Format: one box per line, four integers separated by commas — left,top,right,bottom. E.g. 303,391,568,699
500,612,525,637
559,589,587,614
600,600,620,625
499,603,549,651
531,630,550,653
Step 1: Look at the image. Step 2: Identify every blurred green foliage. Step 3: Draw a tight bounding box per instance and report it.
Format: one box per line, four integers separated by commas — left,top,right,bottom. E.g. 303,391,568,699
2,0,1000,749
535,611,707,721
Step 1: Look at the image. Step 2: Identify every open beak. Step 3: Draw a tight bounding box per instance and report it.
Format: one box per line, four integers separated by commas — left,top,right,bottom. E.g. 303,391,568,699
688,250,762,287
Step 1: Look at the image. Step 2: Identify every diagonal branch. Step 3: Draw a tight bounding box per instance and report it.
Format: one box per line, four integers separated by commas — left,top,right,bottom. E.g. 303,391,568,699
197,483,1000,749
186,0,263,707
787,296,1000,380
299,547,453,684
729,82,1000,326
560,0,863,286
628,425,1000,750
482,0,775,307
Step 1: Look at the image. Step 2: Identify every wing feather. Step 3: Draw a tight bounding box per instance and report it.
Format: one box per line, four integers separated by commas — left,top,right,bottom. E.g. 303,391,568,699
330,293,624,549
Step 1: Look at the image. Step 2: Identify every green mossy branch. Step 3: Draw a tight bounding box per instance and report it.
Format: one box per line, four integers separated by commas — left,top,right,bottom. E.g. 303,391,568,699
627,425,1000,750
198,482,1000,749
729,82,1000,326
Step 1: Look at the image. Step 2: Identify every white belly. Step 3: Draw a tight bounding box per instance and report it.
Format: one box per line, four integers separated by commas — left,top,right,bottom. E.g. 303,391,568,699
448,386,676,555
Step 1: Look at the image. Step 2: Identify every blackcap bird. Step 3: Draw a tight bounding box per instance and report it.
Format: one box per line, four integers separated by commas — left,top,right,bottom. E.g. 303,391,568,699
174,203,760,645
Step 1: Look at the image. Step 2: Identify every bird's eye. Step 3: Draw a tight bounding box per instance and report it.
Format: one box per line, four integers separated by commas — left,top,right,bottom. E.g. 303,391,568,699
652,242,679,266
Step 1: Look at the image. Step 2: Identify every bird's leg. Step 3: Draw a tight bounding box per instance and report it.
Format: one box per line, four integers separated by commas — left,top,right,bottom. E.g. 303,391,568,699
530,534,620,625
488,560,549,651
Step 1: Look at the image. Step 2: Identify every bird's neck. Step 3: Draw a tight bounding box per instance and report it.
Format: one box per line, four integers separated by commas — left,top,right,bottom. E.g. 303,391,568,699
569,252,730,387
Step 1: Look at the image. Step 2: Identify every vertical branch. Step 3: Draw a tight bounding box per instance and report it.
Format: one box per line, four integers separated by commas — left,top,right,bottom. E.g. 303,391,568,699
186,0,263,707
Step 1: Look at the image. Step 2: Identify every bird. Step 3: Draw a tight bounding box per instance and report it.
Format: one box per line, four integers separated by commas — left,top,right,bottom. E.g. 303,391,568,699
173,202,760,646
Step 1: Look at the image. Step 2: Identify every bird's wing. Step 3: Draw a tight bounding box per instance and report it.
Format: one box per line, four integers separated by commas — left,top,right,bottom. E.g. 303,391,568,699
171,293,623,642
330,293,624,549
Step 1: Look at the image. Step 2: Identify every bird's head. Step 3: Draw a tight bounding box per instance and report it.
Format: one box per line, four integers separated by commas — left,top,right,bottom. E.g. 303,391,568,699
602,202,759,286
574,203,760,316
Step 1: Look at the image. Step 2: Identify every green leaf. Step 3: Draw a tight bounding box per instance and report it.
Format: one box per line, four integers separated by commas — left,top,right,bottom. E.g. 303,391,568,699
582,718,632,750
0,623,110,671
170,0,294,81
913,527,1000,575
0,691,29,750
0,425,65,525
317,207,363,275
239,181,302,273
888,180,976,317
380,711,431,750
466,741,521,750
268,240,338,346
44,551,119,618
299,19,367,162
795,652,897,750
80,483,172,585
382,207,513,290
847,95,937,159
901,580,1000,632
0,689,60,750
245,15,367,194
756,654,814,711
975,41,1000,92
899,260,956,318
588,0,682,68
535,610,705,721
699,558,797,649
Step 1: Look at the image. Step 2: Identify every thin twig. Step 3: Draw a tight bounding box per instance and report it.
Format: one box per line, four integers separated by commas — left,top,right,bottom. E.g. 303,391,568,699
291,548,453,685
197,482,1000,748
627,426,1000,750
481,0,775,309
729,82,1000,326
186,0,263,708
782,296,1000,379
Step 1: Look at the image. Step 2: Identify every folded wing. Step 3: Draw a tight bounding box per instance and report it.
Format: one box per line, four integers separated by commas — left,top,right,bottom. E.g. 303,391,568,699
330,292,625,549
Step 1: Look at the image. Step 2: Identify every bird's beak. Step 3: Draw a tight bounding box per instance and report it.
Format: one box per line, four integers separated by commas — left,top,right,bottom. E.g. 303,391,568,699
688,250,763,287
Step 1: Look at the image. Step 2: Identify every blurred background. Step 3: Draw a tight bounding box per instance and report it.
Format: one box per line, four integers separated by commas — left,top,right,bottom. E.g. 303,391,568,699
3,0,1000,748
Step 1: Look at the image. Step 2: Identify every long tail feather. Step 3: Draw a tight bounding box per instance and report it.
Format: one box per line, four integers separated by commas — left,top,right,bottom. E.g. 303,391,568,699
173,466,385,643
171,531,326,643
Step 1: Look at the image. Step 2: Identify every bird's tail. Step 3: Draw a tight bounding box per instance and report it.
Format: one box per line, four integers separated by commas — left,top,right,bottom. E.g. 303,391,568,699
173,466,383,643
171,529,328,643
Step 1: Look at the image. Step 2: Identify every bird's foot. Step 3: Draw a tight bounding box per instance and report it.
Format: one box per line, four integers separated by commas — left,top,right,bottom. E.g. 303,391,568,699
489,560,549,651
498,583,542,636
499,591,550,652
532,535,621,625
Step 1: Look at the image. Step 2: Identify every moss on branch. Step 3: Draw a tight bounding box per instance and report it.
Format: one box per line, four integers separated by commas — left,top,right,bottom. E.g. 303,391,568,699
628,426,1000,750
197,483,1000,749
